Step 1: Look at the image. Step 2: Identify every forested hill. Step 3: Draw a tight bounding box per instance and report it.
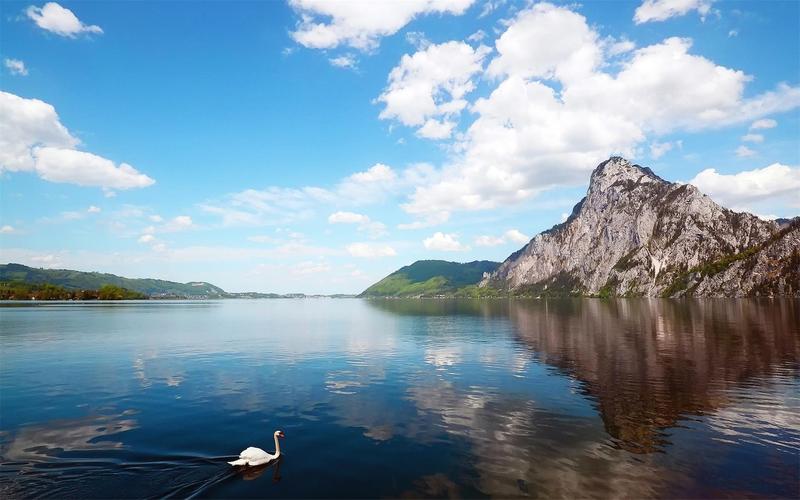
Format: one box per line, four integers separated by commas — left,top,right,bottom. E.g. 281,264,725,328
0,263,227,298
360,260,500,297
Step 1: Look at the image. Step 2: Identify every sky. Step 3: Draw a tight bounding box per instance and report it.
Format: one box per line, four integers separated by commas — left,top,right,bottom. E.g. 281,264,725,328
1,0,798,294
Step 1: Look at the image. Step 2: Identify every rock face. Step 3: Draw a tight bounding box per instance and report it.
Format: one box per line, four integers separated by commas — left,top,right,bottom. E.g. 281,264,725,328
481,157,799,297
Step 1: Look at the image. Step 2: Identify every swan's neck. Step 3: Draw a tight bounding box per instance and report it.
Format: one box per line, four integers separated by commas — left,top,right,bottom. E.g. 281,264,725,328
274,434,281,456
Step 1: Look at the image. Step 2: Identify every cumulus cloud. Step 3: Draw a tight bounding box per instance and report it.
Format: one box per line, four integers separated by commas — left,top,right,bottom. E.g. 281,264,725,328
26,2,103,37
397,3,799,224
289,0,474,51
735,145,756,158
161,215,194,232
346,242,397,258
487,3,601,83
87,205,101,213
740,133,763,143
504,229,529,244
474,235,504,247
423,232,469,251
749,118,777,130
634,0,713,24
378,41,490,139
650,141,676,159
328,211,387,238
0,91,154,190
33,147,155,189
474,229,529,247
0,91,77,172
328,211,369,224
4,58,28,76
1,225,16,234
329,54,357,69
689,163,800,208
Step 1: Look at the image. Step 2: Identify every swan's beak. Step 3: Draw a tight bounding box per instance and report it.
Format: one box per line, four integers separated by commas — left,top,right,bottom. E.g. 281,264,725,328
278,431,285,438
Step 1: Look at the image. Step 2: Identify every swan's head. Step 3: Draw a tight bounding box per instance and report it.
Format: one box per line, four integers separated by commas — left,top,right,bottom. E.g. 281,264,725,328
275,430,285,439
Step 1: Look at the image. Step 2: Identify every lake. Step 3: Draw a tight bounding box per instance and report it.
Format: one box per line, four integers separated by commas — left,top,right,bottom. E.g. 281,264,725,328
1,299,798,498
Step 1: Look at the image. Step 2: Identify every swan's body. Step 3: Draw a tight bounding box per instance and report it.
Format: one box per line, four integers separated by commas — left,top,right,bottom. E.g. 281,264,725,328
229,430,284,466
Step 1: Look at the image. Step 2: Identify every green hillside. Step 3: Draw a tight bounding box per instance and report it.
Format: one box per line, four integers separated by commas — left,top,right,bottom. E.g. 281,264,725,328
360,260,500,298
0,263,227,298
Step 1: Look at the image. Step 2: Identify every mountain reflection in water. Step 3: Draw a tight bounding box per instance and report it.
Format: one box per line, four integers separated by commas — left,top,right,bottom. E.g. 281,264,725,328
369,299,799,497
1,299,797,498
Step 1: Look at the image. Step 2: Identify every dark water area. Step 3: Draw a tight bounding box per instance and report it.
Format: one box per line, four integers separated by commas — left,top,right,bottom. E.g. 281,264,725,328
1,299,798,498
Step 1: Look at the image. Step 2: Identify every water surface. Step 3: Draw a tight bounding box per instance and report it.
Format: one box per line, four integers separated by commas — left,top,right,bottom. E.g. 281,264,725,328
1,299,798,498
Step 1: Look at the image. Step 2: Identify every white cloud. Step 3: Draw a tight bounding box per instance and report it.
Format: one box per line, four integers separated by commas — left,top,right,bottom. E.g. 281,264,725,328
474,228,528,247
149,215,163,222
292,260,332,275
467,29,486,43
504,229,529,244
328,211,369,224
397,4,799,224
608,39,636,56
4,58,28,76
749,118,777,130
1,225,16,234
405,31,429,49
329,54,357,69
735,145,756,158
26,2,103,37
649,141,674,159
329,211,387,238
475,235,505,247
487,3,601,83
33,147,155,189
634,0,713,24
728,30,738,38
423,232,469,251
0,91,154,190
479,0,506,18
689,163,800,208
29,253,63,268
0,91,77,172
289,0,474,51
346,242,397,258
138,234,156,244
378,41,490,140
334,163,401,204
201,163,407,229
161,215,194,232
741,133,763,143
87,205,101,213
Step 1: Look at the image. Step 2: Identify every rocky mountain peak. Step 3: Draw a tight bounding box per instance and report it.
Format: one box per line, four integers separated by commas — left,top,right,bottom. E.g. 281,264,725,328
481,156,795,297
588,156,663,194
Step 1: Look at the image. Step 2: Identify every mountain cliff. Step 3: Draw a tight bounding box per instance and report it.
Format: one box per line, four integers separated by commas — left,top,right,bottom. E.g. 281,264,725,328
481,157,799,297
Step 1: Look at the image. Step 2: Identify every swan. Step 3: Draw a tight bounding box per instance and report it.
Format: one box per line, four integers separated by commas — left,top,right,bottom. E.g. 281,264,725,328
229,430,285,466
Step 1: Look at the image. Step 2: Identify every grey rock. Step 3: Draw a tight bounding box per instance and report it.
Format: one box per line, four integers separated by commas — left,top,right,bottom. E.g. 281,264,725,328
481,157,798,297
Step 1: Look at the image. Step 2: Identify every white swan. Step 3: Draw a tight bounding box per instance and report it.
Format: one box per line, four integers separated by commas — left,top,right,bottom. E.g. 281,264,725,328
229,430,285,466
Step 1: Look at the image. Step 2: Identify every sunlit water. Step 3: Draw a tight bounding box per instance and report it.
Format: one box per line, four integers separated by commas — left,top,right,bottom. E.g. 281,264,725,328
1,299,798,498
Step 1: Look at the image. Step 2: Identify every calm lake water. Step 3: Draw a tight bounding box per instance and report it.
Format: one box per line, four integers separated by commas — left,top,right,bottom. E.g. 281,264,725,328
1,299,798,498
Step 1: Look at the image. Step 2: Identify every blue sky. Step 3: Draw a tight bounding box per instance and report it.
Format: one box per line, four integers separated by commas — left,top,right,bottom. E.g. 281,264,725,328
1,0,798,293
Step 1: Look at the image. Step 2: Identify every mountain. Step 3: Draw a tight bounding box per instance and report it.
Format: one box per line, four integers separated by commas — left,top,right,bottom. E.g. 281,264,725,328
481,157,799,297
360,260,500,297
0,263,227,298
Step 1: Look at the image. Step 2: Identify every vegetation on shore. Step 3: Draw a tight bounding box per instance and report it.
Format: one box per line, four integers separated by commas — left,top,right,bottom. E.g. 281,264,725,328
0,263,226,298
0,281,147,300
